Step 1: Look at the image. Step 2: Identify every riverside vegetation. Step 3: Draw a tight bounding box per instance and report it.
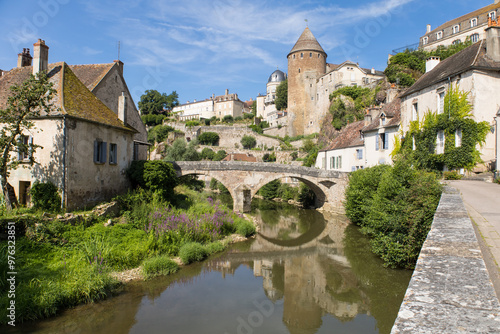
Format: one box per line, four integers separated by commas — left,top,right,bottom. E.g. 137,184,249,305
0,160,255,325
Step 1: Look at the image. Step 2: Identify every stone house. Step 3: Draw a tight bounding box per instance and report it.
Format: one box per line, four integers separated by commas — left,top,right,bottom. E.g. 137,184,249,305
400,22,500,171
256,69,287,127
420,0,500,51
286,27,385,136
0,39,148,209
315,98,401,172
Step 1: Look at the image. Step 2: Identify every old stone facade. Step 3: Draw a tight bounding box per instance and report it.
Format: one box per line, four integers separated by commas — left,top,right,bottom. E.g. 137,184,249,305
286,28,385,137
0,39,145,209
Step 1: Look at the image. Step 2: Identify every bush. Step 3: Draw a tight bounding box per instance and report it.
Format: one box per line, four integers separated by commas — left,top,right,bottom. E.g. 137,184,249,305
223,115,234,123
142,255,179,279
204,119,211,126
147,125,174,144
234,116,243,122
143,160,179,201
201,147,215,160
126,160,147,188
443,171,462,180
141,114,165,126
185,120,200,127
30,181,61,212
234,218,256,237
198,132,220,146
262,152,276,162
213,150,227,161
258,179,280,199
243,113,255,120
205,241,226,255
179,242,208,264
241,135,257,149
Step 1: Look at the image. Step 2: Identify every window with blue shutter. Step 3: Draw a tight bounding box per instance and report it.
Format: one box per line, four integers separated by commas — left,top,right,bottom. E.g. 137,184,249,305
94,140,107,164
109,143,117,165
375,135,379,151
384,133,389,150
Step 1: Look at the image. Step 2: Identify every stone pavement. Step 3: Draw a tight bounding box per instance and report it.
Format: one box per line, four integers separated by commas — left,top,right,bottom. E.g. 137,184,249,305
448,180,500,296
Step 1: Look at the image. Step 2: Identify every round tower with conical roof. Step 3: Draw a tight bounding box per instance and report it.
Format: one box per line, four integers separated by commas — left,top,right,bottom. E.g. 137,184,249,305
287,27,327,136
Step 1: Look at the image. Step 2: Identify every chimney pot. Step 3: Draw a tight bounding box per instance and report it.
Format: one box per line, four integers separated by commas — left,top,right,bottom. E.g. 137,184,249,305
425,56,441,73
17,48,32,68
427,24,431,33
33,39,49,75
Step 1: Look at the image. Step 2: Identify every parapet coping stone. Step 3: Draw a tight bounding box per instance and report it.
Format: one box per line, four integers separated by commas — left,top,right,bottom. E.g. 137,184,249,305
391,186,500,333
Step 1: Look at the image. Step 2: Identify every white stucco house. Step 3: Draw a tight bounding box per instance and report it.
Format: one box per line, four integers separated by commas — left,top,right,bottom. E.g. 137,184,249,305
400,22,500,171
0,39,148,209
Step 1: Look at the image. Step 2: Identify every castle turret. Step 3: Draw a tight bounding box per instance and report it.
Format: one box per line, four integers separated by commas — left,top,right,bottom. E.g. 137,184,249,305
287,28,327,136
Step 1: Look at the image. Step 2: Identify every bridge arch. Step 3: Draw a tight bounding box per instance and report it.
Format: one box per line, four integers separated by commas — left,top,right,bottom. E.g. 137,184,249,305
171,161,348,213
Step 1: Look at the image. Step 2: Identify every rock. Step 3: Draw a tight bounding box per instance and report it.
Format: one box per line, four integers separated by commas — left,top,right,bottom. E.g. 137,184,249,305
92,201,120,218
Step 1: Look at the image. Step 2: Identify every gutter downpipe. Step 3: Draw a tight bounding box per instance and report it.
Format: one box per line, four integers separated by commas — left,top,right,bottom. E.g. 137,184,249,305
62,114,67,209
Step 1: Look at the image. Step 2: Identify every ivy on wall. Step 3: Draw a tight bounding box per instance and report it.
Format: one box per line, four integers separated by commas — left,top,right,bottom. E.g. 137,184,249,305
394,86,490,171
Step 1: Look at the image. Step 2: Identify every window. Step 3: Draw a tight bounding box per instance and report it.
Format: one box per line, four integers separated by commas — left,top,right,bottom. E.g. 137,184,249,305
330,157,334,169
356,149,363,160
376,133,389,151
423,37,428,45
471,18,477,27
17,135,32,161
471,33,479,43
412,103,418,121
321,157,326,169
338,156,342,169
300,53,303,58
455,129,462,147
436,130,445,154
298,68,301,73
293,54,295,59
133,142,139,161
437,31,443,40
109,143,117,165
490,11,497,21
438,91,445,114
452,25,460,34
309,52,312,57
94,140,107,164
452,39,461,45
380,116,386,126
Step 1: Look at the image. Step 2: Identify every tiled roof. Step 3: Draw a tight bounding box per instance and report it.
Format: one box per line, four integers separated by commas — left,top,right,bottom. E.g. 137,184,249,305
425,3,500,36
320,120,365,152
69,63,114,91
0,63,134,132
288,27,326,56
400,40,500,98
362,98,401,132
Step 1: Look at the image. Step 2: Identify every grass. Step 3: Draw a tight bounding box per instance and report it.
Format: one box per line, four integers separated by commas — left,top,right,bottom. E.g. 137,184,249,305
0,186,255,325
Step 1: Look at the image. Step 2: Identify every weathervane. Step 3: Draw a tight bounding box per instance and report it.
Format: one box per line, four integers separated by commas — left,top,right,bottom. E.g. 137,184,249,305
117,41,121,60
305,19,308,27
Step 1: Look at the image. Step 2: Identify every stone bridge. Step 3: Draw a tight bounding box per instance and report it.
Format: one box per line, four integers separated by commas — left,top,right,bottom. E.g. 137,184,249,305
171,161,349,213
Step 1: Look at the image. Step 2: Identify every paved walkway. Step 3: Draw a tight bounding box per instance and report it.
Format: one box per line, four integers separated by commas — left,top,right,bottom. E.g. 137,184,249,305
448,180,500,297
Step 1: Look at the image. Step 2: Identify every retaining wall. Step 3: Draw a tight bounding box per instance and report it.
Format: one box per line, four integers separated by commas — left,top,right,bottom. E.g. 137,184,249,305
391,186,500,333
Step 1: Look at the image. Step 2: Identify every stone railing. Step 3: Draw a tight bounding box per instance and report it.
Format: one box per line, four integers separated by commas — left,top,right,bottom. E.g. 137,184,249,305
391,186,500,333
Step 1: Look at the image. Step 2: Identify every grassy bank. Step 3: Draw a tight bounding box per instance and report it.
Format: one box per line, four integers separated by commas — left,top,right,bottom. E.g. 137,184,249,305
0,186,255,325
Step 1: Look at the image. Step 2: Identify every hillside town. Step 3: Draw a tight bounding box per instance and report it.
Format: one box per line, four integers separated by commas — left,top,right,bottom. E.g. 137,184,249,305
2,1,500,333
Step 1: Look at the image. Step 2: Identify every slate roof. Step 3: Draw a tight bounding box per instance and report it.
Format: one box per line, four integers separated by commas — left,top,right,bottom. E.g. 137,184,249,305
326,61,384,76
0,63,134,132
400,39,500,98
288,27,326,57
320,120,365,152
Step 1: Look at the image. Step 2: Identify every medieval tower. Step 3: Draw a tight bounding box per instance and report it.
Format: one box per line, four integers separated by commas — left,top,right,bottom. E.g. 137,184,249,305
287,27,327,136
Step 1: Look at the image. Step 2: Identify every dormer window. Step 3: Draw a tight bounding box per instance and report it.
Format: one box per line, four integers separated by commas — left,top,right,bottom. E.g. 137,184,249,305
470,18,478,27
452,25,460,34
437,31,443,40
422,37,428,45
489,11,497,21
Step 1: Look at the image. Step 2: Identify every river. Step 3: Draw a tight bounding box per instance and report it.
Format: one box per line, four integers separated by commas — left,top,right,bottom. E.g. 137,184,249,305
9,199,412,334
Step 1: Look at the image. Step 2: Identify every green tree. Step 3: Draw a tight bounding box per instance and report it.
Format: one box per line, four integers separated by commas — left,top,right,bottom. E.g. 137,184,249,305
275,79,287,111
143,160,179,201
147,125,174,144
258,179,281,199
138,89,179,115
164,138,200,161
251,101,257,115
198,132,220,145
201,148,215,160
0,72,56,209
241,135,257,149
213,150,227,161
262,152,276,162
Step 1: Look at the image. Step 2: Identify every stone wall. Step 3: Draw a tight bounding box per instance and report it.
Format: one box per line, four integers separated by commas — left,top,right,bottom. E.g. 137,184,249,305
391,186,500,333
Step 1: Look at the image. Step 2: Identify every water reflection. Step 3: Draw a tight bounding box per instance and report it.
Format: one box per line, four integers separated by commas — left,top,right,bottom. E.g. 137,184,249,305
8,200,411,334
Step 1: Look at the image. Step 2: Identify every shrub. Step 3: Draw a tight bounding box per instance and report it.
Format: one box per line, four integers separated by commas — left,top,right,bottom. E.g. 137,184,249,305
204,119,211,126
234,218,256,237
209,178,218,190
201,147,215,160
126,160,147,188
443,171,462,180
143,160,179,201
185,120,200,127
30,181,61,212
213,150,227,161
262,152,276,162
142,255,179,279
234,116,243,122
241,135,257,149
147,125,174,144
179,242,208,264
223,115,234,123
258,179,280,199
198,132,220,146
298,183,316,208
205,241,226,255
243,113,255,120
141,114,165,126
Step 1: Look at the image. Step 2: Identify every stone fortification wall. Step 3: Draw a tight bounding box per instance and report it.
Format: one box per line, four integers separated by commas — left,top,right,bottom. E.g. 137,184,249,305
391,187,500,333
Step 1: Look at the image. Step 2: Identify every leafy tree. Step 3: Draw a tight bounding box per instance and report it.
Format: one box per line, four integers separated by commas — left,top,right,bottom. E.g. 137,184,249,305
201,148,215,160
185,120,200,127
198,132,219,146
147,125,174,144
138,89,179,115
244,112,255,120
143,160,179,201
213,150,227,161
164,138,200,161
251,101,257,115
258,179,281,199
0,72,56,209
30,181,61,212
262,152,276,162
275,79,287,111
141,114,166,126
241,135,257,149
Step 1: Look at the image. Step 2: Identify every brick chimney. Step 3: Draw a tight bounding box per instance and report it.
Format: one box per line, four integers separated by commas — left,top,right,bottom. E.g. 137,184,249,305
113,59,123,76
17,48,32,68
118,92,127,125
426,56,440,73
364,109,372,126
486,20,500,62
426,24,431,33
33,39,49,75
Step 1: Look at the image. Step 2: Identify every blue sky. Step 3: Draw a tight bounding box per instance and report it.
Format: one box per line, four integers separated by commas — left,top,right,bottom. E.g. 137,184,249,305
0,0,495,107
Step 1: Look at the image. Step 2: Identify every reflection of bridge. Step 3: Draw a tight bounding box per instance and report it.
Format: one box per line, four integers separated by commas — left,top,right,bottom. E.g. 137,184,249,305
172,161,349,212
